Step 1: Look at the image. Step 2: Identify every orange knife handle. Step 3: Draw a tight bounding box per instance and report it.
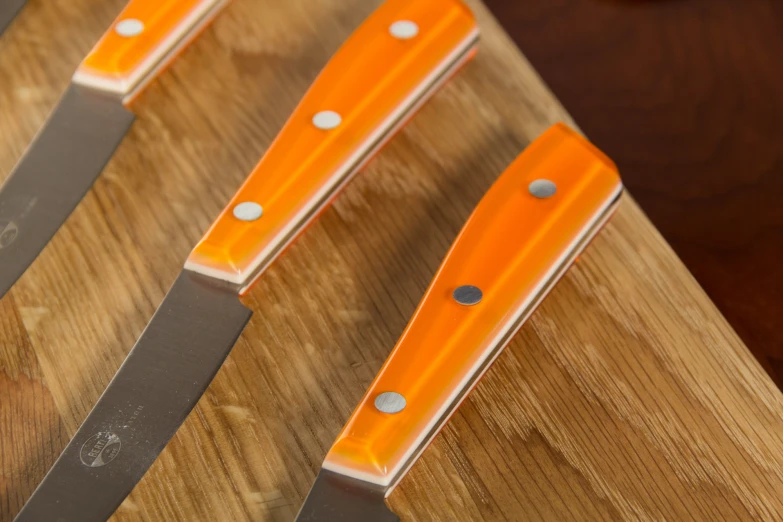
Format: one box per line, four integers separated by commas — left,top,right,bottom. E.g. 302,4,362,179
322,123,624,490
73,0,228,104
184,0,479,293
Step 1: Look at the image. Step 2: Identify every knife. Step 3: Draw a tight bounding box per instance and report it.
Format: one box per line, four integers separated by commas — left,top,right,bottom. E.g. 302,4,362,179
295,123,624,521
0,0,25,37
13,0,479,520
0,0,229,298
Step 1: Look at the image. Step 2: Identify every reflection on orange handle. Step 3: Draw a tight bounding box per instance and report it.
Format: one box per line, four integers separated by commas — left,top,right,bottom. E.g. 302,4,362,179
322,123,624,490
73,0,228,104
185,0,479,293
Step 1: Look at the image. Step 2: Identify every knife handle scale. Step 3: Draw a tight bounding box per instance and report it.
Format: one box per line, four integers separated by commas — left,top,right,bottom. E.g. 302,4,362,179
184,0,479,293
321,123,624,490
73,0,228,104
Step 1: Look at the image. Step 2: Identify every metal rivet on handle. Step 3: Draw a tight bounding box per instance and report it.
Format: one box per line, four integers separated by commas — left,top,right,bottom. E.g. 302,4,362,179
375,392,406,414
389,20,419,40
115,19,145,37
528,179,557,199
312,111,342,130
453,285,483,306
233,202,263,221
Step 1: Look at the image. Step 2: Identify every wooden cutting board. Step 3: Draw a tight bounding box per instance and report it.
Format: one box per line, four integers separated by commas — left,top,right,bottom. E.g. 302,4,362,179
2,0,782,520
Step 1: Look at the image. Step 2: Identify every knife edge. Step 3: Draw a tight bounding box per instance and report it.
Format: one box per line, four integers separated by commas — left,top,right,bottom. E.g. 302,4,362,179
0,0,26,37
0,85,135,299
13,271,252,522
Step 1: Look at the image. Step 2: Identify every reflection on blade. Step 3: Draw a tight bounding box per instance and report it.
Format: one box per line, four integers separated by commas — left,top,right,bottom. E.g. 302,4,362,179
0,0,25,36
296,469,399,522
0,85,134,298
14,271,252,522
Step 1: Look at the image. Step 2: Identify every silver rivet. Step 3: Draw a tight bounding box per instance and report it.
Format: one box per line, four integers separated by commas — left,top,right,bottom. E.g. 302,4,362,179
375,392,406,414
453,285,482,306
389,20,419,40
312,111,342,130
233,202,263,221
529,179,557,199
115,19,144,37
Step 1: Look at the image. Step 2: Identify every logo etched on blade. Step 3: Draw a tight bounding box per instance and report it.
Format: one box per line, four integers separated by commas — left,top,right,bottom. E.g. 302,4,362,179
80,432,121,467
0,220,18,248
0,198,36,249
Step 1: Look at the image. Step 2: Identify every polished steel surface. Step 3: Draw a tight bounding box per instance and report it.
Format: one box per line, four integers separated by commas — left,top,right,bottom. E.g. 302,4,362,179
374,392,407,414
528,179,557,199
453,285,483,306
0,0,25,36
0,85,135,298
14,271,252,522
296,469,399,522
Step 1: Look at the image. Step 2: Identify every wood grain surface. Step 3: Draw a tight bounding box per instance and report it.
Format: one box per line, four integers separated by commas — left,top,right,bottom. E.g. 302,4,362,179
2,0,783,521
483,0,783,389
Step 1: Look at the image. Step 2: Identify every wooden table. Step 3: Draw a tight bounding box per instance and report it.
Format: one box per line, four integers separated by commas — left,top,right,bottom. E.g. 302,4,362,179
2,0,783,520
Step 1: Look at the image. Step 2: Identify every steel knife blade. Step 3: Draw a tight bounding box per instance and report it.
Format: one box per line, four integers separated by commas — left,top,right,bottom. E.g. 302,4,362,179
295,123,624,521
0,0,229,298
13,0,479,520
0,0,26,37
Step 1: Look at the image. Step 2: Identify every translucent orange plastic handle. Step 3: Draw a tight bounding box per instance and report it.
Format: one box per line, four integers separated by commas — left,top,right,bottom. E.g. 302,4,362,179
73,0,228,103
322,123,623,490
185,0,479,293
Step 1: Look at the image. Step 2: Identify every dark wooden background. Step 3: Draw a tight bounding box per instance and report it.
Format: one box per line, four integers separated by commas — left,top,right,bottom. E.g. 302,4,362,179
484,0,783,388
